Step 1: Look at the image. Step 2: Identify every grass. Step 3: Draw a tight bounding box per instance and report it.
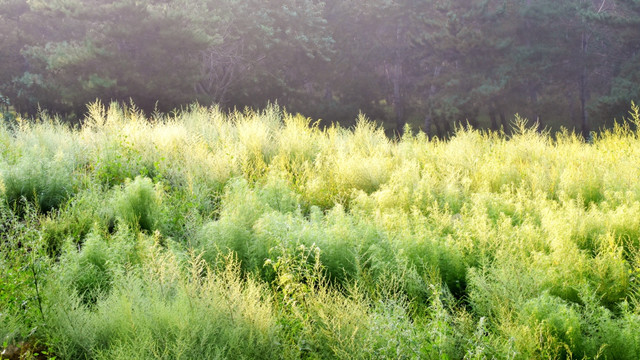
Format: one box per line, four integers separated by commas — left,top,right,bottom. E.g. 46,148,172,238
2,101,640,359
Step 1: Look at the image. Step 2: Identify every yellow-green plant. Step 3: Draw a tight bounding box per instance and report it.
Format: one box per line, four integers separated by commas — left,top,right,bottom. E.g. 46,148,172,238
2,102,640,359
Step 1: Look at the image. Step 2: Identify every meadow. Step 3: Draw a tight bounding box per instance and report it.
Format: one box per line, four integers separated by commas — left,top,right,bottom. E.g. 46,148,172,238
2,102,640,359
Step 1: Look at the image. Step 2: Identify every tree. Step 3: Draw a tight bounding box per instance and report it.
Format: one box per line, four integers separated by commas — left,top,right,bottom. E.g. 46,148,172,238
589,0,640,125
0,0,30,112
399,0,512,136
9,0,210,115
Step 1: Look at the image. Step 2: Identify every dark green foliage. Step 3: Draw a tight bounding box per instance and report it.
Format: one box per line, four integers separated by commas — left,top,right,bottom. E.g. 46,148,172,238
1,0,640,132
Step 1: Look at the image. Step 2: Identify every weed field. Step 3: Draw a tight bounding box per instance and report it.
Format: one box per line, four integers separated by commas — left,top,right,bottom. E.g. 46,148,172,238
2,103,640,359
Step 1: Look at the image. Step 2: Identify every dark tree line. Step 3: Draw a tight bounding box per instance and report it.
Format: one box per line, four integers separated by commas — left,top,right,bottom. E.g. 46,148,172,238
1,0,639,136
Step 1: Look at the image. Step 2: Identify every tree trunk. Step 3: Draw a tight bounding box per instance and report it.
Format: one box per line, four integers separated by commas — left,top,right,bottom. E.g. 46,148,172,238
499,111,508,129
467,110,479,128
393,73,405,133
529,87,540,127
392,22,406,135
424,115,432,138
566,90,577,129
324,86,332,102
580,31,590,140
489,109,498,131
443,118,452,136
580,70,589,139
434,117,443,138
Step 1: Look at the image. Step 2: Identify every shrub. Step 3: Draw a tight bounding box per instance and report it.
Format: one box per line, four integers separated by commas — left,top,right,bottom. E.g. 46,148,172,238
112,176,162,232
2,156,76,214
45,251,280,360
41,186,114,257
520,293,583,357
61,231,113,305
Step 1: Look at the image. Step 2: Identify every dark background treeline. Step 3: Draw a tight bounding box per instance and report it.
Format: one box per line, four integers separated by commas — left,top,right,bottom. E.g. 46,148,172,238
1,0,639,136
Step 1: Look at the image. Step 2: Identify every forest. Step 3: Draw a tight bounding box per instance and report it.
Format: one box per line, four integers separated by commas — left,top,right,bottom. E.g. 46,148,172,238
1,0,639,136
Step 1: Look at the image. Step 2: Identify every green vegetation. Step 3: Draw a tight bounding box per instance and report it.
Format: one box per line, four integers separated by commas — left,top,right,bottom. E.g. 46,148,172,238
1,0,639,134
2,102,640,359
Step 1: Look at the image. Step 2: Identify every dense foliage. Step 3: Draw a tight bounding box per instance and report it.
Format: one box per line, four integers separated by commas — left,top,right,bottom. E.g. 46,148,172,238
1,0,639,135
2,103,640,359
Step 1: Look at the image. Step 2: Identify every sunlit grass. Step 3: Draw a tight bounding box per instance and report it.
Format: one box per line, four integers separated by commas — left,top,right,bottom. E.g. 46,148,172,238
2,102,640,359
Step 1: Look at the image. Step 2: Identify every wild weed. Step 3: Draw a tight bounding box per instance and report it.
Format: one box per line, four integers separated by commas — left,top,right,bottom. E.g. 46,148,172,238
4,103,640,358
112,176,162,232
44,248,280,360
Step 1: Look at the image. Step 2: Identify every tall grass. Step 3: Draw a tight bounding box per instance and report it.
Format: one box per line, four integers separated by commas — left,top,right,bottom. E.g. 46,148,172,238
2,101,640,359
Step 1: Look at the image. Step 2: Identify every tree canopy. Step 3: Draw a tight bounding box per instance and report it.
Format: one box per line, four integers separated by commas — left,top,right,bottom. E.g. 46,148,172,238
1,0,639,135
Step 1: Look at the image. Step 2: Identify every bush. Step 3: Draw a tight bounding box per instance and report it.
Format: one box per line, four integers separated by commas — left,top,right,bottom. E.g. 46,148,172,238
112,176,162,232
45,251,280,360
64,231,113,305
2,156,76,214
